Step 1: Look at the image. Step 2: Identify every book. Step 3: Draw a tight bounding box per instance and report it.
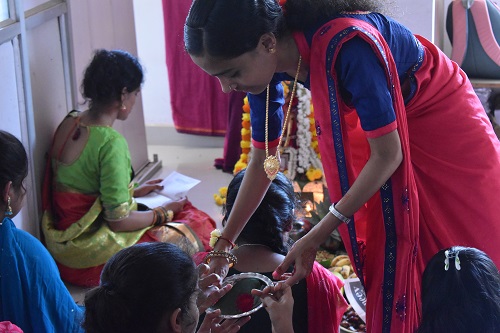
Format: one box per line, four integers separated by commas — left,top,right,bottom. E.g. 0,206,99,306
343,277,367,324
134,171,201,209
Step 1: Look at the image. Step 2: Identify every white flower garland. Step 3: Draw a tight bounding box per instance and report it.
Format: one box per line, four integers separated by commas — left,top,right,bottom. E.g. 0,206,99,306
294,84,323,177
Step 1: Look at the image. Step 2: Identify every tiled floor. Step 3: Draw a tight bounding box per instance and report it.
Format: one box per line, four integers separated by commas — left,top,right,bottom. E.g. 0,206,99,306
66,144,233,303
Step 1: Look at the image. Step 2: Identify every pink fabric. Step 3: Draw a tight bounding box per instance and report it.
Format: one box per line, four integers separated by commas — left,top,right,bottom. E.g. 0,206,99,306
451,0,500,66
0,322,23,333
304,17,500,333
451,0,468,65
162,0,229,136
306,262,348,333
470,0,500,66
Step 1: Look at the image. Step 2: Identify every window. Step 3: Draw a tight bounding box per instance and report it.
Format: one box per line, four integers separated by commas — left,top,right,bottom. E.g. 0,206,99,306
0,0,9,21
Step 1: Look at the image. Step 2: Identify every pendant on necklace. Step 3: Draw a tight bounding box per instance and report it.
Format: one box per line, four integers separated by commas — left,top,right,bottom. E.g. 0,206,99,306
263,154,280,180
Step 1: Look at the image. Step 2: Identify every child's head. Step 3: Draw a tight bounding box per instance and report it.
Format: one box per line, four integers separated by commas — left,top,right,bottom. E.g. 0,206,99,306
418,246,500,333
223,170,297,255
83,242,199,333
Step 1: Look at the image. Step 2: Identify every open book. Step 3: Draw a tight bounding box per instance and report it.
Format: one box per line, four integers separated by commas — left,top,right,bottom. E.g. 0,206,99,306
134,171,201,209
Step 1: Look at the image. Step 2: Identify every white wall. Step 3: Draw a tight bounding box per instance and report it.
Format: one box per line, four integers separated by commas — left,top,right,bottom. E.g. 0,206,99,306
133,0,173,126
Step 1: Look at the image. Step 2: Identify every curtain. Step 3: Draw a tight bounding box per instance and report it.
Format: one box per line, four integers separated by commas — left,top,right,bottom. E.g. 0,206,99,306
163,0,230,136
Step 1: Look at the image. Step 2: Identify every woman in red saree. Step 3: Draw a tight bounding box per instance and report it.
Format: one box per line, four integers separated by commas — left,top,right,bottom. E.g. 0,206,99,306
42,50,215,287
184,0,500,332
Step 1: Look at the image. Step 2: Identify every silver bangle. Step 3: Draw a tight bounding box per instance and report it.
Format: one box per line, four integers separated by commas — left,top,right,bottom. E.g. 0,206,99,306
329,203,352,224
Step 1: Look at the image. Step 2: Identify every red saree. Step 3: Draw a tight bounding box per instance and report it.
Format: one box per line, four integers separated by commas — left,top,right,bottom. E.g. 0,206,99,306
303,18,500,332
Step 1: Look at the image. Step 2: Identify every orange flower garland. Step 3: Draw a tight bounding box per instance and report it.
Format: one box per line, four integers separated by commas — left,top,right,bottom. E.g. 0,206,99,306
233,96,252,174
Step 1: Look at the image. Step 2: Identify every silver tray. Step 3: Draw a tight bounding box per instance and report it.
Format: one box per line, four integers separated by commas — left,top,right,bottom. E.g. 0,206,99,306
208,272,274,319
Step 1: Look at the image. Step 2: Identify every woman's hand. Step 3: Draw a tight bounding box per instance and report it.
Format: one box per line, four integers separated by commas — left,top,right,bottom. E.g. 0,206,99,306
197,309,250,333
133,179,163,197
253,283,294,333
206,256,230,283
273,229,321,286
197,264,226,313
162,197,187,214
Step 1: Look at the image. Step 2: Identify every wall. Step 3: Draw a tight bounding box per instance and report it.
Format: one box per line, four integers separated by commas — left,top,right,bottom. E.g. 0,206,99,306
67,0,149,172
0,0,151,236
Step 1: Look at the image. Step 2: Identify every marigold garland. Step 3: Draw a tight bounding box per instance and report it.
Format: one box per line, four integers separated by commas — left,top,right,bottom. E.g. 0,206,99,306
213,186,228,206
233,97,252,174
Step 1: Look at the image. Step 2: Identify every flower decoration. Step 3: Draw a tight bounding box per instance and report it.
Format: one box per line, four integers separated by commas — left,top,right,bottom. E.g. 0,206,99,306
233,97,252,174
306,167,323,181
209,229,222,248
236,293,255,313
213,187,228,206
235,83,323,183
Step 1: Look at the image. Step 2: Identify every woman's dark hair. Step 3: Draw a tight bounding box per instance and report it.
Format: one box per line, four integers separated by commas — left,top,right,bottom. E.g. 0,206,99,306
184,0,383,59
0,131,28,205
81,49,143,108
223,170,297,255
83,242,198,333
417,246,500,333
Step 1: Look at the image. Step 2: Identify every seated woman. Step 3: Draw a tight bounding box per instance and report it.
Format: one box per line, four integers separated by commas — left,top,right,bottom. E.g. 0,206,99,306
0,130,84,333
83,242,251,333
200,170,348,333
417,246,500,333
41,49,216,287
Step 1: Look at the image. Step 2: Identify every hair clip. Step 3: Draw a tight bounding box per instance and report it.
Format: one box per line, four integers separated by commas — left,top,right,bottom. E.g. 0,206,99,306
444,249,461,271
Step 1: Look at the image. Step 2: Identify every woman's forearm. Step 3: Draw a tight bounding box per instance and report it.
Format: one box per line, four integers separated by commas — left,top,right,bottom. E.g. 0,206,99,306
216,147,274,250
334,130,402,218
106,210,154,232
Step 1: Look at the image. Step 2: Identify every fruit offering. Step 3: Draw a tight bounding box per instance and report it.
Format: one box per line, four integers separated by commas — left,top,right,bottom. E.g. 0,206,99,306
340,306,366,332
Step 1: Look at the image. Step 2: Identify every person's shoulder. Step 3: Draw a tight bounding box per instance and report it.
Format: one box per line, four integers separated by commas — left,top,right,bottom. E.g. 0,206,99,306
89,126,127,147
4,220,54,261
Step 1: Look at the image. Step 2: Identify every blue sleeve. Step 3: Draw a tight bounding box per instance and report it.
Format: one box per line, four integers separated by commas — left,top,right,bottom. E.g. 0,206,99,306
248,77,285,145
335,37,396,131
0,224,84,333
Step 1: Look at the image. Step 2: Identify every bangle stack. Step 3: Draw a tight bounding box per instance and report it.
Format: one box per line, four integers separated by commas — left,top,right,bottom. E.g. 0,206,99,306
329,203,352,224
151,207,174,226
209,229,235,249
205,250,238,268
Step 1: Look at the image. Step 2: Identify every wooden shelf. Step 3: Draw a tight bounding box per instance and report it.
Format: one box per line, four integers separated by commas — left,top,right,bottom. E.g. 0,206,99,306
470,79,500,89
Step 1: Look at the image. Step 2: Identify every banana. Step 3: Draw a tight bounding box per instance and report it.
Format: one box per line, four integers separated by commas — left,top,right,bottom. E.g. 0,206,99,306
333,258,351,268
340,265,351,279
329,266,343,273
330,254,349,267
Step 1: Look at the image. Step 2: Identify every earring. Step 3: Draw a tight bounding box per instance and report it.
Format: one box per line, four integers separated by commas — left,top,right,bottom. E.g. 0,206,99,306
5,196,13,216
269,48,276,54
120,104,127,111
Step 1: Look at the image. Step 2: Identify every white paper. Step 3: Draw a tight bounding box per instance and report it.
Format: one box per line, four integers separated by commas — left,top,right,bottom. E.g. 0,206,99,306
158,171,201,200
343,277,367,324
135,171,200,209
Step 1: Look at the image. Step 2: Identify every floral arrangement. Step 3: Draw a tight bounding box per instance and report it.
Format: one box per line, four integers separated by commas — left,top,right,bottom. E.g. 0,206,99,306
233,97,252,175
213,186,227,206
233,83,323,183
295,84,323,181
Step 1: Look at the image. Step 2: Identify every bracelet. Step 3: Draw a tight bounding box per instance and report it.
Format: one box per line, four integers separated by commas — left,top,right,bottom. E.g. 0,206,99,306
151,208,159,226
329,203,352,224
209,229,235,249
152,207,174,226
204,250,238,268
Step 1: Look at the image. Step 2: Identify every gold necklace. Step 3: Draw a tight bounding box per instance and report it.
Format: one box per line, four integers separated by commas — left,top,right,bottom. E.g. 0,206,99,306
264,55,302,180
